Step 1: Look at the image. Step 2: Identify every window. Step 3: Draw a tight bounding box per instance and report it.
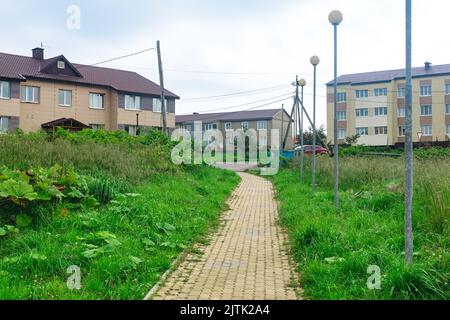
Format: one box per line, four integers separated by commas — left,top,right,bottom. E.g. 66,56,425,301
397,87,405,98
447,124,450,136
89,93,104,109
446,104,450,115
397,107,406,117
225,122,232,131
420,105,432,116
421,125,432,136
398,126,406,137
355,90,369,98
259,135,268,146
241,122,249,130
90,124,105,131
125,95,141,111
126,125,139,136
0,81,10,99
257,120,268,130
20,86,39,103
337,92,347,103
337,111,347,121
58,90,72,107
152,98,169,113
374,107,388,116
356,127,369,136
57,61,65,69
355,108,369,117
337,128,347,140
446,84,450,95
0,117,8,133
420,85,432,97
375,126,388,135
374,88,388,96
204,123,216,131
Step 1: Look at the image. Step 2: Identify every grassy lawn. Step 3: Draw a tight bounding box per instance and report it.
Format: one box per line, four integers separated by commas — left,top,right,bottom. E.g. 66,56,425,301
0,131,240,299
272,155,449,300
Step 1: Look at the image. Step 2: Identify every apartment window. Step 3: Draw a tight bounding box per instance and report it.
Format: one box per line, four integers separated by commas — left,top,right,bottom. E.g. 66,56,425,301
420,85,432,97
397,107,406,118
126,125,139,136
421,125,432,136
356,127,369,136
0,81,10,99
204,123,217,131
337,92,347,103
446,104,450,115
259,135,268,146
90,124,105,131
446,84,450,95
225,122,232,131
89,93,104,109
242,121,249,130
374,88,388,96
20,86,40,103
398,126,406,137
374,107,388,116
355,90,369,98
152,98,169,113
0,117,8,133
58,90,72,107
420,105,432,116
257,120,268,130
447,124,450,136
57,61,65,69
355,108,369,117
397,87,405,98
375,126,388,135
337,111,347,121
125,95,141,111
337,128,347,140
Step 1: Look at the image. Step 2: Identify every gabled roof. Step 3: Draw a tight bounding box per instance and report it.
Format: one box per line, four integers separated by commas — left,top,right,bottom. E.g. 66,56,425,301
176,109,289,123
326,64,450,86
0,52,179,98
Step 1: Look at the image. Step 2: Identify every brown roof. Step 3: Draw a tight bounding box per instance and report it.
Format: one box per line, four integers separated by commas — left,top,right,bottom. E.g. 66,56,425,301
0,52,179,99
176,109,289,123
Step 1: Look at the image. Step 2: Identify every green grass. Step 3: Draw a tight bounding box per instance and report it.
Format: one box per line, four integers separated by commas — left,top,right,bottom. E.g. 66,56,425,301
272,155,449,300
0,166,239,299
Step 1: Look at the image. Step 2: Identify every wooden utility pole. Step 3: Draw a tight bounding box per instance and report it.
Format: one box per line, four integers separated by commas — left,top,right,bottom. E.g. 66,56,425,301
157,40,167,134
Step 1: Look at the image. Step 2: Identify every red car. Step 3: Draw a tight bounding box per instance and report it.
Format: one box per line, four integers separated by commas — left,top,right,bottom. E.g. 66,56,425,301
295,145,328,155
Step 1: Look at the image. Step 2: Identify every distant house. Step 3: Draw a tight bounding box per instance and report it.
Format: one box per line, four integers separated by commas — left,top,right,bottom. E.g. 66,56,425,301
0,47,179,134
176,109,293,150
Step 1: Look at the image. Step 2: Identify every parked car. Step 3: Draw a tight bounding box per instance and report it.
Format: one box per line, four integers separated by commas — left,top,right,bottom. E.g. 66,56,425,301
294,145,328,155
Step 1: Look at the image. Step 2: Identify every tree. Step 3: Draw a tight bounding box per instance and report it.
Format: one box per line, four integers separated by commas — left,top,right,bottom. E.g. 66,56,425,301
301,125,327,147
345,134,360,145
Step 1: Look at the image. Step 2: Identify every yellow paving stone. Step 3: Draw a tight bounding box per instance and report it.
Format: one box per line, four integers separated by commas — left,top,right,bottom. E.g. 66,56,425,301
152,173,301,300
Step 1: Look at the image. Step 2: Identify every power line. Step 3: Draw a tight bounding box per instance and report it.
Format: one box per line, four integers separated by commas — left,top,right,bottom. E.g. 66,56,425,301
76,48,156,69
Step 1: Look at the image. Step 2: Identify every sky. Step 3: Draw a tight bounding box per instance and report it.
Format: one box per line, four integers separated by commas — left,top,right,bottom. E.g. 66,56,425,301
0,0,448,129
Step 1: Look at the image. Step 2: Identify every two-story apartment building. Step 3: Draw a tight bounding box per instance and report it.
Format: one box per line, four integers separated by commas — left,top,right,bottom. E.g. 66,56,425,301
176,109,293,150
326,63,450,146
0,48,179,134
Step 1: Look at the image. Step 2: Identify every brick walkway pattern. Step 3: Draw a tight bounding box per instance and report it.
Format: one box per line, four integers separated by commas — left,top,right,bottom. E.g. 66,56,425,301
152,173,300,300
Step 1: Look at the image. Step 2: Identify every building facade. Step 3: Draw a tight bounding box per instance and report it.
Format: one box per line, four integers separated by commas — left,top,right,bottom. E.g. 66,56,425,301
0,48,179,134
326,63,450,146
176,109,294,150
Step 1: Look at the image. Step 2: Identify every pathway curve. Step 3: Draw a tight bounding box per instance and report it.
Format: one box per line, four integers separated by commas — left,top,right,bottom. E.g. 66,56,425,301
151,172,300,300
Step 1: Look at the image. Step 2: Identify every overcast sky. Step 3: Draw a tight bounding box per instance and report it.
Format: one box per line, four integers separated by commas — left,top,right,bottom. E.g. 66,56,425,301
1,0,448,129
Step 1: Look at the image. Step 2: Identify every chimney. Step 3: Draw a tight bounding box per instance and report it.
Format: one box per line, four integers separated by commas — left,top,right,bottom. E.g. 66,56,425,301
425,62,432,70
32,47,44,60
193,112,200,115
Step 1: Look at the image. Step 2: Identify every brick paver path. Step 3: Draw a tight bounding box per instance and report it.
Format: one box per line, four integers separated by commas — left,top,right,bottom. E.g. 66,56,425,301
152,173,300,300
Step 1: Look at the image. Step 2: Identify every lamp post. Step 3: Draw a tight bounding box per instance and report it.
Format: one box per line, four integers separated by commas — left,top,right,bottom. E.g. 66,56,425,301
299,78,306,182
329,10,343,210
310,56,320,193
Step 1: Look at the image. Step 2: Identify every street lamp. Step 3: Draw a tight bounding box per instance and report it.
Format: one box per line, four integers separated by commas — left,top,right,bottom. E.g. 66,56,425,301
310,56,320,193
298,78,306,183
329,10,343,210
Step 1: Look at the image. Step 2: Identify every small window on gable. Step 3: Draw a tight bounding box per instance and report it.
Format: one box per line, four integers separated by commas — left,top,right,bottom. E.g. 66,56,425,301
57,61,65,69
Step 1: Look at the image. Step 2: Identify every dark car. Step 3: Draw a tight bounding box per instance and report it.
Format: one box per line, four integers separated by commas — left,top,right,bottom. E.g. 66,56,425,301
294,145,328,155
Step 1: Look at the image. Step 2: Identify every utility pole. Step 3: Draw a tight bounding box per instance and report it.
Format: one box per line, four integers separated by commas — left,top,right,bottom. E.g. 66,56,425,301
293,76,299,170
311,56,320,193
157,40,167,134
299,79,306,182
404,0,414,265
281,104,284,151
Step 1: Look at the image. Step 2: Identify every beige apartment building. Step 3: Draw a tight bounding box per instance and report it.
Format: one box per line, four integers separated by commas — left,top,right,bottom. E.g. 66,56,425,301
326,63,450,146
0,48,179,134
176,109,294,150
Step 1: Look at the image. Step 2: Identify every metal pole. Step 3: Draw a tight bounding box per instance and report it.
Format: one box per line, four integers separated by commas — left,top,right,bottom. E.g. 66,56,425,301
404,0,414,265
333,24,340,210
157,40,167,134
294,76,299,169
312,64,317,193
281,104,284,151
300,84,305,182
